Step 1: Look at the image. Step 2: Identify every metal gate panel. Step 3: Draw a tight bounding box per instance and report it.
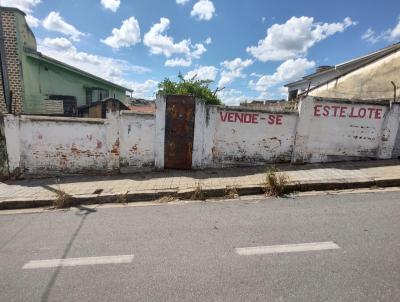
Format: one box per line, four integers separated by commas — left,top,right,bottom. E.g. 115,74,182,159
164,95,195,169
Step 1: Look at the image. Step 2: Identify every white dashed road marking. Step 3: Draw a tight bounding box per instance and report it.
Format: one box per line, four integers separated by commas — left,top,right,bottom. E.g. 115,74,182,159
22,254,134,269
235,241,340,256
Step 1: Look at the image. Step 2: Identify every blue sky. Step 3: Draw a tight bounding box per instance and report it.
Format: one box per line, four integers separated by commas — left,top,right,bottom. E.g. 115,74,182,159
5,0,400,104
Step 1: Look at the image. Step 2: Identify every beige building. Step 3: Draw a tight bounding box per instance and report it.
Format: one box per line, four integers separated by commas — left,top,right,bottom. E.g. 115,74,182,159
286,43,400,101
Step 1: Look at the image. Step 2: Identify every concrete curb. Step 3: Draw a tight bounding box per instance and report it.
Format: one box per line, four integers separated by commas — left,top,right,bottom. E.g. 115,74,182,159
1,178,400,210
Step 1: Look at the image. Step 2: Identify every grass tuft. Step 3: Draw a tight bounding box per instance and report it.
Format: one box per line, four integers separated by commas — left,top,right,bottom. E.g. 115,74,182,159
53,190,71,209
191,183,206,200
117,191,129,204
225,186,239,199
157,195,176,203
265,166,288,197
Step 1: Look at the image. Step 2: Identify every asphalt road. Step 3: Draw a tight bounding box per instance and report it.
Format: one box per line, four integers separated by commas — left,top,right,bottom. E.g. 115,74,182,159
0,191,399,302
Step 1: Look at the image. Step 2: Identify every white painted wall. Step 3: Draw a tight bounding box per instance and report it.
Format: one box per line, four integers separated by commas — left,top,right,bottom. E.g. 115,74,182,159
192,101,218,168
3,96,400,175
292,97,392,163
154,94,166,170
18,115,111,174
211,107,298,166
119,111,155,172
377,103,400,159
3,112,156,175
393,124,400,158
3,115,21,173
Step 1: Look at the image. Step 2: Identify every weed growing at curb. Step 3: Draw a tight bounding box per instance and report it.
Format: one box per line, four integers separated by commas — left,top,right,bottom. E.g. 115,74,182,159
225,186,239,199
191,183,206,200
157,195,176,203
53,178,71,208
265,166,289,197
53,190,71,208
117,191,128,204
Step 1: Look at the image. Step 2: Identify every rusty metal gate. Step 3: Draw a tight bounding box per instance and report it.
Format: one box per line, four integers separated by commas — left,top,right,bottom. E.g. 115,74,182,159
164,95,195,169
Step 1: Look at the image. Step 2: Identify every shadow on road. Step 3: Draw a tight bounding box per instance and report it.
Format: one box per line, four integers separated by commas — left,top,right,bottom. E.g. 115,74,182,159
40,205,97,302
0,216,36,252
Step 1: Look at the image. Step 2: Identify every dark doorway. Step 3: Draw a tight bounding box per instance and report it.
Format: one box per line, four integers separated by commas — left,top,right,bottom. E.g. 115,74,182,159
164,95,195,169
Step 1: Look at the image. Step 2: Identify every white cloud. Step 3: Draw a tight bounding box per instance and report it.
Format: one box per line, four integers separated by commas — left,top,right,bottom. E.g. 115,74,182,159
144,17,207,67
42,37,74,50
144,18,190,57
390,17,400,40
364,17,400,43
217,89,250,106
218,58,253,87
191,43,207,58
278,86,288,99
247,16,357,62
101,0,120,12
38,37,151,91
176,0,190,5
185,66,218,81
204,37,212,45
165,58,192,67
101,17,141,49
42,11,85,41
361,28,382,44
2,0,41,13
249,58,315,95
127,80,159,98
2,0,41,28
26,14,40,27
191,0,215,21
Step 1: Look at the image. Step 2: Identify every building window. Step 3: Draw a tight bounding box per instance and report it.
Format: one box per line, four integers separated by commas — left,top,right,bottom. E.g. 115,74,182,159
288,89,298,101
97,89,109,101
85,87,109,105
85,89,92,105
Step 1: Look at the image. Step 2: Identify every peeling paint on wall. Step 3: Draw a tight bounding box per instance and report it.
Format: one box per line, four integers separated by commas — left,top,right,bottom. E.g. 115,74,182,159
212,108,298,166
0,117,9,179
292,97,400,163
3,96,400,174
119,112,155,172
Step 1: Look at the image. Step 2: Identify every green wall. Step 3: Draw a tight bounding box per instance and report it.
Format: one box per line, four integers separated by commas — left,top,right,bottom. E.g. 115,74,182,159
12,10,127,115
22,56,126,114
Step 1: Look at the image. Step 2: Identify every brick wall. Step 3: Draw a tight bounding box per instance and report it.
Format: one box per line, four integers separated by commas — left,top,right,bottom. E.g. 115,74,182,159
0,10,24,114
0,65,6,113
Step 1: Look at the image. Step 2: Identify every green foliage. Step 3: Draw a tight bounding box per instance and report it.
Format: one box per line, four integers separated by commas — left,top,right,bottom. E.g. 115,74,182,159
157,73,221,105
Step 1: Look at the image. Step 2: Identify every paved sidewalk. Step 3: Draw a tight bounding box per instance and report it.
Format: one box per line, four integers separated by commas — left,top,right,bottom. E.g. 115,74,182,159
1,160,400,209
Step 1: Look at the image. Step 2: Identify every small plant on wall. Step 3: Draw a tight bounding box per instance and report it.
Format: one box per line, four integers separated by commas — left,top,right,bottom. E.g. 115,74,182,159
157,73,222,105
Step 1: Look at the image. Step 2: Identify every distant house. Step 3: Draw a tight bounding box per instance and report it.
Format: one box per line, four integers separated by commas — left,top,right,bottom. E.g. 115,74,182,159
285,43,400,101
128,98,156,114
78,98,129,119
0,6,132,116
240,100,287,111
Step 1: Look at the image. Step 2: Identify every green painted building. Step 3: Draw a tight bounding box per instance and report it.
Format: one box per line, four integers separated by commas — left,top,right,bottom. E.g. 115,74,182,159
0,6,131,115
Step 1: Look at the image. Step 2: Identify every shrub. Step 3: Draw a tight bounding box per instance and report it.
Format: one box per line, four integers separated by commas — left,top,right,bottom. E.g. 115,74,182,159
157,73,222,105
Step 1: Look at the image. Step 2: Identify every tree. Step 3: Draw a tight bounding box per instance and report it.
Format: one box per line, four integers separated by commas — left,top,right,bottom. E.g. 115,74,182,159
157,73,222,105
